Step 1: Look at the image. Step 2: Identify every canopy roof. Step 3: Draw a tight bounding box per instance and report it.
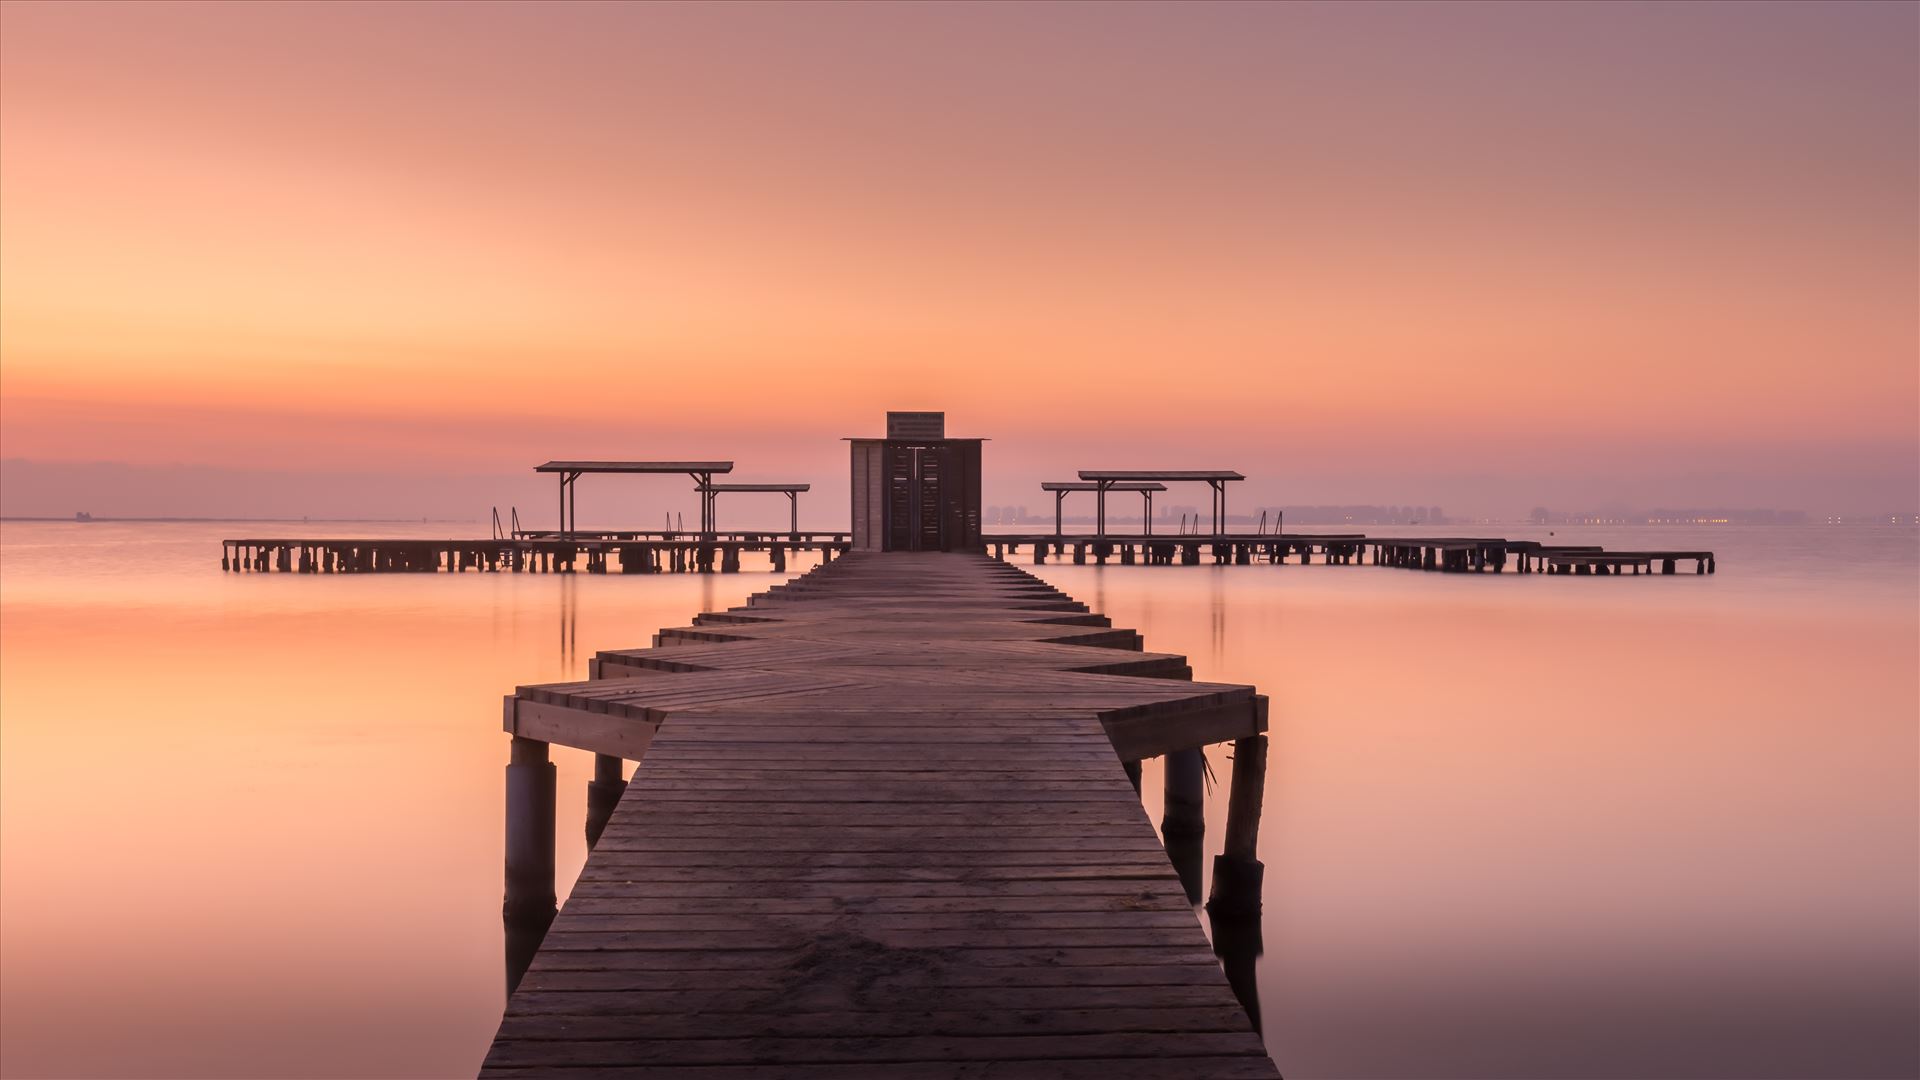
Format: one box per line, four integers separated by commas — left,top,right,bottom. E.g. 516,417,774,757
535,461,733,474
1077,470,1244,482
695,483,810,493
1041,481,1166,492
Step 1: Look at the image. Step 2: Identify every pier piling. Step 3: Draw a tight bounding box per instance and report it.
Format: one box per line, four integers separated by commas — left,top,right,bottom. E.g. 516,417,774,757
583,753,625,847
502,735,556,993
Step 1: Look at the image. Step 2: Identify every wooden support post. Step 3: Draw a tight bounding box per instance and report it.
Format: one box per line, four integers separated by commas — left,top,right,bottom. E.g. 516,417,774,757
1162,747,1207,903
1163,747,1206,833
505,736,556,917
585,753,626,848
503,735,556,994
1208,732,1266,917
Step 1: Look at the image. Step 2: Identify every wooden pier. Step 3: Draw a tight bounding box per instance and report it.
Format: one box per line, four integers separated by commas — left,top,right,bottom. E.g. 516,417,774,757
219,530,1715,577
485,551,1280,1078
990,533,1716,575
221,430,1710,579
219,532,851,575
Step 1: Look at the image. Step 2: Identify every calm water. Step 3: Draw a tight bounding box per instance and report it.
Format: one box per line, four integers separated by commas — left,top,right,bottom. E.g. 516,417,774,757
1,522,1914,1078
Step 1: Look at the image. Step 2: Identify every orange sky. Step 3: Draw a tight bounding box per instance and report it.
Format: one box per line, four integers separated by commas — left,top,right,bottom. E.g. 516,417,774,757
1,2,1914,519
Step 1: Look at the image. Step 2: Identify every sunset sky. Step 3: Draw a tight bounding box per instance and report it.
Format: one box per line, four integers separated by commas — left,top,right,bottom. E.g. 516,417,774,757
2,1,1914,523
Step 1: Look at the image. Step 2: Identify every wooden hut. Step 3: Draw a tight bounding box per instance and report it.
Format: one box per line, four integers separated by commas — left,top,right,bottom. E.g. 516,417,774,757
847,412,984,552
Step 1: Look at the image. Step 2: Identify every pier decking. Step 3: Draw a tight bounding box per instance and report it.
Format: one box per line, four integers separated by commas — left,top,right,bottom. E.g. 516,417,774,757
220,532,851,575
219,530,1713,576
990,533,1716,574
485,552,1280,1078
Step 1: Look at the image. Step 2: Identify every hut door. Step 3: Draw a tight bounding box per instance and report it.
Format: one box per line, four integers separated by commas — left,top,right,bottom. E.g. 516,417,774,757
886,446,915,550
884,445,946,551
914,448,944,551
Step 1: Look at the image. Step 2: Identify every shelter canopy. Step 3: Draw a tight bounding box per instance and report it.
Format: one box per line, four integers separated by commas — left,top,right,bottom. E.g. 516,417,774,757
1077,470,1243,482
534,461,735,536
1041,481,1165,492
536,461,733,474
694,483,810,533
1075,471,1245,536
1042,480,1166,536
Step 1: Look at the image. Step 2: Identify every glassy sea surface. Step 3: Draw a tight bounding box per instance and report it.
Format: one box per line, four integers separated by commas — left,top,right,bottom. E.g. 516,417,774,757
1,521,1914,1078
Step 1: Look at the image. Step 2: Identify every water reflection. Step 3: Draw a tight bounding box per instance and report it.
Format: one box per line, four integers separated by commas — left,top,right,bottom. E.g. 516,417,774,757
1210,568,1226,662
4,523,1911,1077
1211,906,1266,1036
502,912,553,1000
1162,747,1209,903
1157,734,1270,1029
558,574,578,673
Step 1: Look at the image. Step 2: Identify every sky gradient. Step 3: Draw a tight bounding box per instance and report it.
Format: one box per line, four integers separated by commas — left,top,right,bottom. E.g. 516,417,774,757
2,1,1915,523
